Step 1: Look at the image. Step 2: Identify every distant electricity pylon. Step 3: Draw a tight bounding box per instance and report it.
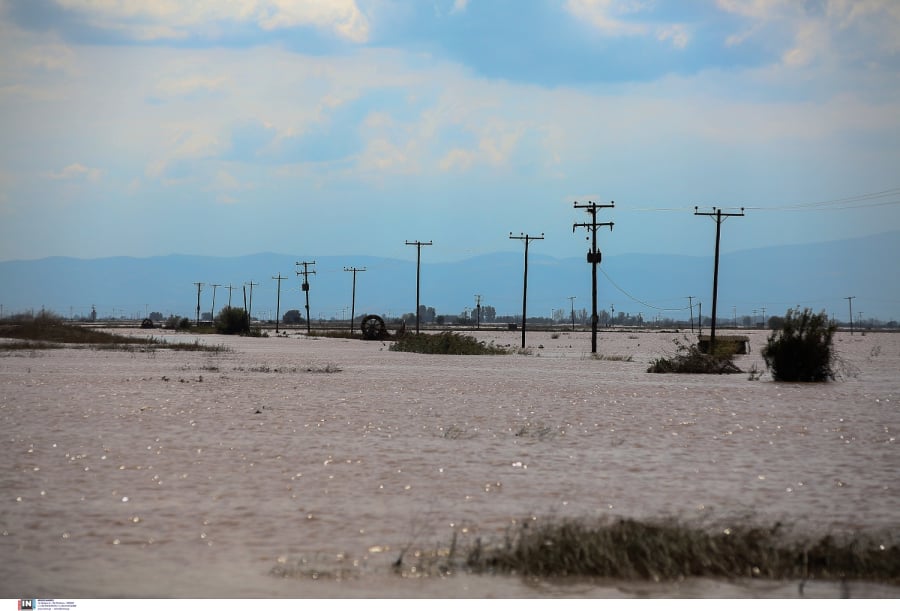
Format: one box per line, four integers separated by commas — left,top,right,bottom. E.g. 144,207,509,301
509,232,544,349
272,273,287,333
694,206,744,353
405,240,432,333
344,267,366,335
296,260,316,334
573,200,614,353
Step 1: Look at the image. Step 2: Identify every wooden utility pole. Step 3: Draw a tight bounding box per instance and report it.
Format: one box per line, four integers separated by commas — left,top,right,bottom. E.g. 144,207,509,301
245,280,258,327
193,282,203,326
209,284,220,324
296,261,316,334
405,240,432,333
568,296,576,331
475,294,482,330
686,296,695,333
344,267,366,335
509,232,544,349
224,284,235,308
694,207,744,354
573,200,614,353
845,296,855,335
272,274,287,333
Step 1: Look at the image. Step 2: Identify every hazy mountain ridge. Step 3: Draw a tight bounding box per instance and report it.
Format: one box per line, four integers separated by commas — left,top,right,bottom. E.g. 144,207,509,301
1,232,897,321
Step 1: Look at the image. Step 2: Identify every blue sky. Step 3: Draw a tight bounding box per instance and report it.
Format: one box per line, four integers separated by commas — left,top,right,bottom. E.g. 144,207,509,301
1,0,898,263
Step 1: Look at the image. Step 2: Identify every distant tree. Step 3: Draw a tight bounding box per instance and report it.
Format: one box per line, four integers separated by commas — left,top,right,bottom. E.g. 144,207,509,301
767,316,785,330
282,309,303,324
148,311,164,322
216,306,249,335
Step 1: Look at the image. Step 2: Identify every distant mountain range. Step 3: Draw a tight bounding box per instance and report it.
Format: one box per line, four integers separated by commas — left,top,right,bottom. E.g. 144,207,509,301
1,231,898,323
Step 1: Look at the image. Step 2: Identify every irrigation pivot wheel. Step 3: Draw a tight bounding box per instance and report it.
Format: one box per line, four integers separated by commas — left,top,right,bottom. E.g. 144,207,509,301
360,314,387,340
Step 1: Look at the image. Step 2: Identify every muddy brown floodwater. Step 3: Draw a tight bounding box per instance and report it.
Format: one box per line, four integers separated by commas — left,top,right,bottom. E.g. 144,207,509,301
1,328,898,598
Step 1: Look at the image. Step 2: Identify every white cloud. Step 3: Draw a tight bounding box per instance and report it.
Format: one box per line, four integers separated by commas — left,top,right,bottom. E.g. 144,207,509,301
47,163,103,181
564,0,648,37
657,24,689,49
53,0,371,42
450,0,469,15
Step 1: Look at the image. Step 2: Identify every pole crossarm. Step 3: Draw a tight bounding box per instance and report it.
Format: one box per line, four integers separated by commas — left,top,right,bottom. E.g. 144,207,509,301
694,206,745,353
509,232,544,349
572,200,614,353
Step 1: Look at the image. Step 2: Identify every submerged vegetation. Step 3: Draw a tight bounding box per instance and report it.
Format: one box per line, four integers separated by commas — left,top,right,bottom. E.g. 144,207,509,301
393,517,900,585
648,336,741,374
0,311,227,352
390,331,508,355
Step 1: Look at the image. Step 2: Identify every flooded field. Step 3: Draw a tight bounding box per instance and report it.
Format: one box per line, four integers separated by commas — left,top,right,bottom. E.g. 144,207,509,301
1,328,898,598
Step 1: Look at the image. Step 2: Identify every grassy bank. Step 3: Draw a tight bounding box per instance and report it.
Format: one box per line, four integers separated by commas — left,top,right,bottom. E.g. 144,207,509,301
0,313,227,353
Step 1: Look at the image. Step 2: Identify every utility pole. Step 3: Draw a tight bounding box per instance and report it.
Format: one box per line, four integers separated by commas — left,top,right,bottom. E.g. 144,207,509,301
760,306,766,329
344,267,366,335
224,284,235,308
509,232,544,349
475,294,482,330
193,282,203,326
245,280,258,326
568,296,576,331
686,296,696,333
573,200,614,353
272,274,287,333
845,296,855,335
405,240,432,333
210,284,220,325
296,261,316,334
694,206,744,354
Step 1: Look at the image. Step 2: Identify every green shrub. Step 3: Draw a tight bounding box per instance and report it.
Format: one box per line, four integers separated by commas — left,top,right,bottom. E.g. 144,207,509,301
390,332,508,355
215,306,249,335
762,308,836,382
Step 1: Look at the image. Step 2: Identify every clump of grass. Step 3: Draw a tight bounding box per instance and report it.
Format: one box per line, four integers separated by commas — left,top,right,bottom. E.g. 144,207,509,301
592,353,634,362
390,332,508,355
399,517,900,584
648,336,740,374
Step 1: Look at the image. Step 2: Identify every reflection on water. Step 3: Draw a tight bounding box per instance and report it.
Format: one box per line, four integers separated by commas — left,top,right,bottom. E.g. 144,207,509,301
1,329,897,598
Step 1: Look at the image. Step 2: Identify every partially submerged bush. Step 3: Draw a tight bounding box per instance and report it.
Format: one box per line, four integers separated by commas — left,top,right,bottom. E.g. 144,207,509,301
398,517,900,584
390,332,508,355
648,336,740,374
762,308,836,382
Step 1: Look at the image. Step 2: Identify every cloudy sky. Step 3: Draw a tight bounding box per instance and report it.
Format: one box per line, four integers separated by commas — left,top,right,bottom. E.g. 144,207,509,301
1,0,898,263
